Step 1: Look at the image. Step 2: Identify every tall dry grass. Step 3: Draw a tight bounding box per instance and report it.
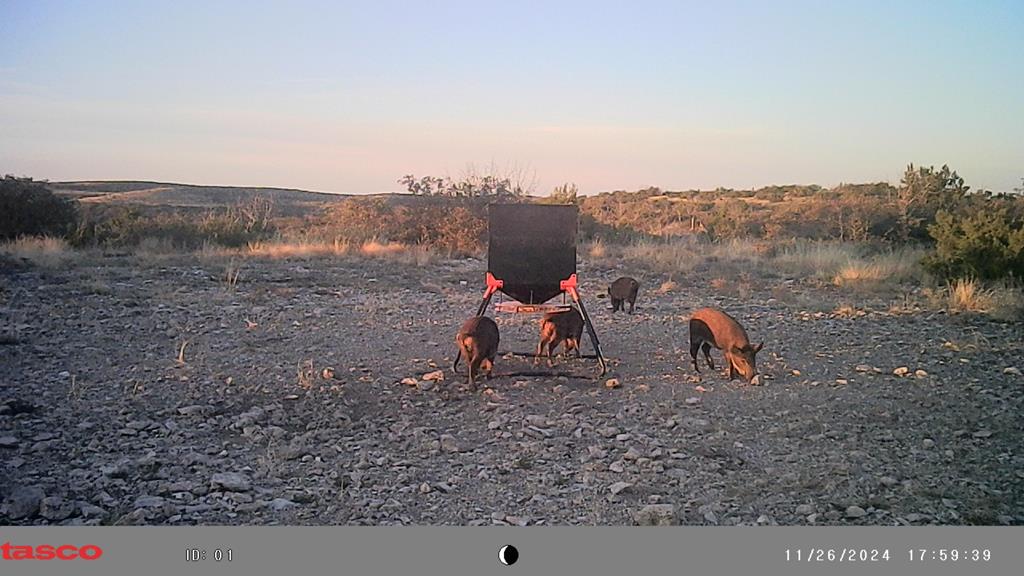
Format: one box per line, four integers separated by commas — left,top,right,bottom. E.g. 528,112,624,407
771,241,925,289
0,236,73,267
944,278,1024,320
246,239,351,259
831,247,927,288
772,242,862,279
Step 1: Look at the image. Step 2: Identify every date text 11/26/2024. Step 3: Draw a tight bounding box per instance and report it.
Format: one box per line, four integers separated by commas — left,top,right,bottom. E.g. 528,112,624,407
184,548,233,562
786,549,992,563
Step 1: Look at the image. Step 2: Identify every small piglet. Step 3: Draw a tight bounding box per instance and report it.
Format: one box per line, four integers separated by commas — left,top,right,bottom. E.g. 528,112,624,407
536,308,584,366
689,307,763,383
608,277,640,314
453,316,500,390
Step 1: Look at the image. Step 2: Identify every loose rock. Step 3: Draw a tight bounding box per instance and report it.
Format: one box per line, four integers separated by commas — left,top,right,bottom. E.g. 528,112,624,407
210,472,252,492
5,486,44,520
634,504,676,526
845,505,867,518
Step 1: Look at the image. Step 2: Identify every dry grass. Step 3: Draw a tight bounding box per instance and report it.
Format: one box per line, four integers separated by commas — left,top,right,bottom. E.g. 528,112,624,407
0,236,73,267
246,240,350,259
656,278,678,294
773,242,862,279
833,303,867,318
128,237,438,267
772,242,925,292
297,359,316,388
989,284,1024,321
224,260,242,291
832,248,926,288
618,238,702,274
946,278,992,313
360,241,436,266
945,278,1024,320
359,240,407,257
176,339,190,364
587,239,608,259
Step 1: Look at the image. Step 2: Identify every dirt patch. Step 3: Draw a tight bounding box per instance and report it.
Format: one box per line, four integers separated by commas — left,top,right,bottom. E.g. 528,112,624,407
1,256,1022,525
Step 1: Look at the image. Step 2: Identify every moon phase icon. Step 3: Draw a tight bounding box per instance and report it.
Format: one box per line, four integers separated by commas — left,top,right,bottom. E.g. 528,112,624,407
498,544,519,566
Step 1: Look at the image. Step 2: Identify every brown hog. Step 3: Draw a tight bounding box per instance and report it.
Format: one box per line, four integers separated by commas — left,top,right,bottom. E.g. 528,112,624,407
536,308,584,366
688,307,763,383
608,277,640,314
453,316,499,390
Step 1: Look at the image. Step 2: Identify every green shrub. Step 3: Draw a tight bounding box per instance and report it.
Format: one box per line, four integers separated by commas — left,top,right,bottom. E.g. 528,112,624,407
0,176,78,239
924,207,1024,280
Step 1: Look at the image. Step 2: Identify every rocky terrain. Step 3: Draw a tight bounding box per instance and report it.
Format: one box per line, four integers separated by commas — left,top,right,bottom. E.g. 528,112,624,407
1,254,1022,526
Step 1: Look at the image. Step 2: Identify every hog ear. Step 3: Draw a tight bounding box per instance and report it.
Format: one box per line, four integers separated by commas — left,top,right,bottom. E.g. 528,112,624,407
753,341,764,353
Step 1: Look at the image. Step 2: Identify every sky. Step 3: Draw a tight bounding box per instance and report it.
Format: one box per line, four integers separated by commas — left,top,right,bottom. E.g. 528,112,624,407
1,0,1022,195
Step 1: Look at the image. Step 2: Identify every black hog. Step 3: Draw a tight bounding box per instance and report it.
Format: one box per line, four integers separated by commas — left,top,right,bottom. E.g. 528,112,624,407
608,277,640,314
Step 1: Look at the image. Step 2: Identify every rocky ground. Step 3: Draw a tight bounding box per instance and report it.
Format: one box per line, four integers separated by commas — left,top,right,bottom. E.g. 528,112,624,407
1,253,1022,526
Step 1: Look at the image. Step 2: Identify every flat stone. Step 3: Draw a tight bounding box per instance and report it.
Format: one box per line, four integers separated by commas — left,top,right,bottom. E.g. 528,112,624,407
845,505,867,518
133,495,167,508
210,472,252,492
608,481,633,495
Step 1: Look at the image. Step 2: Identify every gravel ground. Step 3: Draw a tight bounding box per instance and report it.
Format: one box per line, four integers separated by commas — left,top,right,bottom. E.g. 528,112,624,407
1,254,1022,526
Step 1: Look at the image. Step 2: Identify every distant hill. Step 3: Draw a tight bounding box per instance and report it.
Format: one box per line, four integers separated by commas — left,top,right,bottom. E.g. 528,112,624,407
48,180,353,217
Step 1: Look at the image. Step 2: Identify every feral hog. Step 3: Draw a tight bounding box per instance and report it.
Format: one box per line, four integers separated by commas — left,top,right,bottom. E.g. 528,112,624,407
536,308,584,366
453,316,499,390
608,276,640,313
689,307,763,383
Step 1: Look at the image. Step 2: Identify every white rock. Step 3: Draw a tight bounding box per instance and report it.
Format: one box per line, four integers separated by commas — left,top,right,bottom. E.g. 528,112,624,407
608,481,633,495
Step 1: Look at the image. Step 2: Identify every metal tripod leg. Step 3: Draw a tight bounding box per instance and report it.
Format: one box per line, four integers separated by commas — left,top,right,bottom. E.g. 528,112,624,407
569,290,607,378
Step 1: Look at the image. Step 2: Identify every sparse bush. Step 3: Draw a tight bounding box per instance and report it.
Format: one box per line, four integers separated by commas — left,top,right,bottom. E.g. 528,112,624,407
72,197,277,249
0,176,78,239
321,196,487,256
398,164,534,198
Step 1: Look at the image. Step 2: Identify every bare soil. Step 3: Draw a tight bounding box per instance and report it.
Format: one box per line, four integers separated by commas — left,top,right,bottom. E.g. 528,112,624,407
1,255,1022,525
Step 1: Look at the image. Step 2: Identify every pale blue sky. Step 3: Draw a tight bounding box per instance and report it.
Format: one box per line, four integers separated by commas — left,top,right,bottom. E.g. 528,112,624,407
1,0,1021,194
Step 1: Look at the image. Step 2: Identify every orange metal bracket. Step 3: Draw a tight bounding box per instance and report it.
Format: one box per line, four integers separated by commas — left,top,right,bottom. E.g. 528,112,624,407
484,272,504,298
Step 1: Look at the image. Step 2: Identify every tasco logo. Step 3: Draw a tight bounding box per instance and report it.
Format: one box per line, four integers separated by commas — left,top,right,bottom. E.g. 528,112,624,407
1,542,104,560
